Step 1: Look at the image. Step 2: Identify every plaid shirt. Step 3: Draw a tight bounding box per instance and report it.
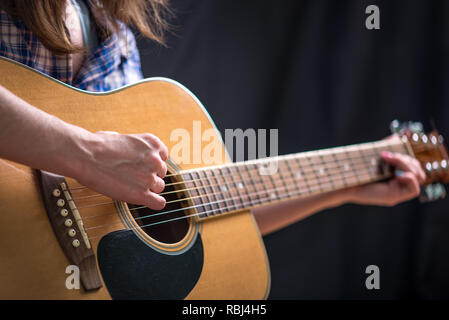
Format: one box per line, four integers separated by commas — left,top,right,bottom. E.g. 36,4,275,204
0,8,143,92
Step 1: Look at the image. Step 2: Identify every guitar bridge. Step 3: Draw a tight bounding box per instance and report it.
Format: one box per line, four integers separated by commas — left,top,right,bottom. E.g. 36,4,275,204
37,170,102,291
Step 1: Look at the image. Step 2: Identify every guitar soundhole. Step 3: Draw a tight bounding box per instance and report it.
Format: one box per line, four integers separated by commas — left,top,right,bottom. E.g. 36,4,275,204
127,174,191,244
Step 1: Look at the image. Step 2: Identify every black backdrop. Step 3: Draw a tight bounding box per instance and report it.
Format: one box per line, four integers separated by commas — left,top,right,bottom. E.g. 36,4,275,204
136,0,449,299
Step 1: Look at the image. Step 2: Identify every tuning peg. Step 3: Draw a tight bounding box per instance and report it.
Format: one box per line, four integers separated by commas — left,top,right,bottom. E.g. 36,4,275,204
390,119,402,134
419,183,447,203
390,120,424,134
407,121,424,134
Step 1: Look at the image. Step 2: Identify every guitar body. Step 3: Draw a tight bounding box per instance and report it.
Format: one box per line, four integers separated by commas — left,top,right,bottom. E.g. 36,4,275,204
0,57,271,299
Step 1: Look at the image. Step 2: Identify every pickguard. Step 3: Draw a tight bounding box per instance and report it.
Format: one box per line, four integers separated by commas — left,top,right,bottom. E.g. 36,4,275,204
97,230,204,299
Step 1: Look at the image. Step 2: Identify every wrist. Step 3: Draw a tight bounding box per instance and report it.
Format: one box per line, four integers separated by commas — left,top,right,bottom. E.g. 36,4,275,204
325,187,356,208
54,124,97,180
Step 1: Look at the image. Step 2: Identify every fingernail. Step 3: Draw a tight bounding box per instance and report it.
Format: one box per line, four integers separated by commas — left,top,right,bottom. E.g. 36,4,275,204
395,170,404,177
381,151,393,159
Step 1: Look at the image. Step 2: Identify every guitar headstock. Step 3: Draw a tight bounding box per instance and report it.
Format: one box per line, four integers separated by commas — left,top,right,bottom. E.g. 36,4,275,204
391,120,449,202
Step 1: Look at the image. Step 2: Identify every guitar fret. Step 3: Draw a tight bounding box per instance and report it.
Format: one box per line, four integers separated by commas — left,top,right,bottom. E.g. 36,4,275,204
360,144,378,180
278,161,290,198
204,169,225,214
272,163,288,199
253,164,271,203
292,158,310,195
219,167,241,210
334,150,355,185
211,168,232,212
331,152,347,188
234,165,255,207
295,157,312,196
267,167,282,201
238,164,262,206
285,162,297,196
284,159,301,196
183,172,207,219
192,171,214,217
346,150,361,184
197,171,216,216
226,166,248,208
308,156,325,193
353,149,370,182
367,145,386,180
319,153,335,192
259,164,278,201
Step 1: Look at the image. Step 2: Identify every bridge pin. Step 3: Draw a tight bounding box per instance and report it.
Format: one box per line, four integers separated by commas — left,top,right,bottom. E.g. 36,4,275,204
72,239,80,248
68,229,76,237
64,219,73,227
60,209,68,217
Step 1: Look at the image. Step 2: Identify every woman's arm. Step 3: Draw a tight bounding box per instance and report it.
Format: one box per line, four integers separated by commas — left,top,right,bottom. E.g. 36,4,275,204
0,85,168,210
253,151,426,236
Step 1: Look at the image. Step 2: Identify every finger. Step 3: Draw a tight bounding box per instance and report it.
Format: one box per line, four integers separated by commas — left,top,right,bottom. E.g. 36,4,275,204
414,161,427,184
139,133,169,161
153,138,169,162
394,171,421,199
150,175,165,194
401,156,426,184
141,133,164,149
148,155,167,178
381,152,411,171
96,130,119,135
157,160,167,179
147,152,167,178
382,152,425,183
143,191,166,210
160,144,169,162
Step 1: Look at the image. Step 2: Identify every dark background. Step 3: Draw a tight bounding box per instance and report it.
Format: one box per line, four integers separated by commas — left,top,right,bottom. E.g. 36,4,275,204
136,0,449,299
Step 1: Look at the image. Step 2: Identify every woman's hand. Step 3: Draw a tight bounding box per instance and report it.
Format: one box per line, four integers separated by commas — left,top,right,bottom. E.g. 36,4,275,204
345,151,426,206
72,131,169,210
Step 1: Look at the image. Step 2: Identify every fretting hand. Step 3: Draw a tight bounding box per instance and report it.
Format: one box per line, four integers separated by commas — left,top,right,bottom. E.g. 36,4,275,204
345,151,426,206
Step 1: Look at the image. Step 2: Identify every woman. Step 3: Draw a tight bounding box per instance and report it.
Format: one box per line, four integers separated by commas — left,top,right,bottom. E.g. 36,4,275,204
0,0,425,236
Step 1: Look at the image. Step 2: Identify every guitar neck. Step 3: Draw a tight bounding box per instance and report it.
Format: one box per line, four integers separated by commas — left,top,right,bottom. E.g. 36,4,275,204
181,138,411,219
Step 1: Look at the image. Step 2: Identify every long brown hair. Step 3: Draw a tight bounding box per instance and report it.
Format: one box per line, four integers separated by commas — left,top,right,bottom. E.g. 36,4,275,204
0,0,170,54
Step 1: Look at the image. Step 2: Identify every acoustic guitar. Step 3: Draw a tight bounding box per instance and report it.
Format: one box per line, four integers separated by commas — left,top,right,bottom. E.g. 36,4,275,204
0,56,448,299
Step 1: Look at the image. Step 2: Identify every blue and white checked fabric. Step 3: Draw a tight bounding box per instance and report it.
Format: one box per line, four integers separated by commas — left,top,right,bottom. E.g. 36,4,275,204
0,8,143,92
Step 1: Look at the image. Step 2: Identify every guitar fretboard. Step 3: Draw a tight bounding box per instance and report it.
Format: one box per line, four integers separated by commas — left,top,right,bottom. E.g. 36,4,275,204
181,139,410,219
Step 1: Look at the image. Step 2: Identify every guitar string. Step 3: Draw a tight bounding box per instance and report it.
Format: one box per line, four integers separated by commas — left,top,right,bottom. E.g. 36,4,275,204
74,150,392,211
75,143,405,231
72,152,379,204
81,160,389,234
61,143,407,236
82,160,383,224
75,143,400,218
84,170,392,241
85,172,391,238
71,150,386,201
80,157,383,222
72,144,404,206
68,140,405,193
81,143,407,239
